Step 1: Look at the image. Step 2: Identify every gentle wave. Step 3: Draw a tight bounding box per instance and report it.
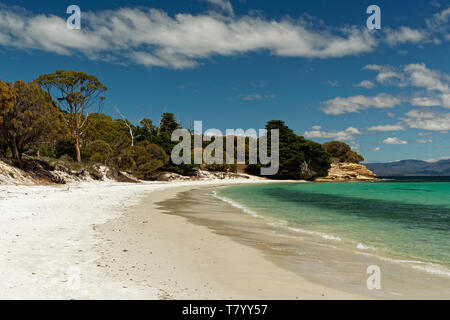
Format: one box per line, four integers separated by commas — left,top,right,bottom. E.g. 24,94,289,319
213,189,450,279
213,191,343,242
212,191,262,219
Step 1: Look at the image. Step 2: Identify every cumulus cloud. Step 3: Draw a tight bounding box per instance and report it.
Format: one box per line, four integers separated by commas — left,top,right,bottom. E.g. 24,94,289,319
303,126,361,141
364,64,407,86
384,26,429,45
402,109,450,131
426,7,450,38
383,137,408,145
410,96,442,106
0,5,378,69
320,93,402,115
364,63,450,108
354,80,375,89
367,124,406,131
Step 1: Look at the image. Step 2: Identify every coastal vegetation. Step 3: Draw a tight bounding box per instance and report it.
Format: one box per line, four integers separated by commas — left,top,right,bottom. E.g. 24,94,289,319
0,70,363,182
323,141,364,164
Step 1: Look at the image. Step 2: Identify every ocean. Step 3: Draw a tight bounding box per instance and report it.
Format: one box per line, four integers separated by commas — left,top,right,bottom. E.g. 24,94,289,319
217,178,450,276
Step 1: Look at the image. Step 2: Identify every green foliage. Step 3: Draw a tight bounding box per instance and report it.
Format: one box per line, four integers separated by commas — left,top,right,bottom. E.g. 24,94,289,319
84,113,129,145
158,113,180,135
135,118,155,142
84,140,112,163
144,115,196,176
38,144,56,158
0,80,16,125
247,120,331,180
116,141,168,179
323,141,364,163
0,138,8,157
0,81,67,159
55,139,76,160
36,70,108,162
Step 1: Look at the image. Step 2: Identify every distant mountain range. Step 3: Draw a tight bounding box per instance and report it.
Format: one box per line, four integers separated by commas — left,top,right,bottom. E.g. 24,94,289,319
365,159,450,177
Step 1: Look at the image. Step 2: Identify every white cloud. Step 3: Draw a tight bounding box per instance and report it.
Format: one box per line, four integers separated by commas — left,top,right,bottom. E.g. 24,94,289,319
384,26,429,46
383,137,408,145
426,7,450,37
367,124,406,131
402,109,450,131
354,80,375,89
312,125,322,130
364,63,450,108
364,64,407,86
321,93,402,115
242,93,275,101
303,126,361,141
205,0,234,15
404,63,449,92
417,138,433,143
0,5,378,69
424,156,450,163
410,96,442,106
372,146,381,151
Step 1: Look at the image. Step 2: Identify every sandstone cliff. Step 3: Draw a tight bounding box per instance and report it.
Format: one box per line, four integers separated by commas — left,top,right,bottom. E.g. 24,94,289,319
315,162,378,182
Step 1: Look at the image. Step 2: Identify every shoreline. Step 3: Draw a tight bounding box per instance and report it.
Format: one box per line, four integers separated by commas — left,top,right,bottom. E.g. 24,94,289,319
2,179,447,299
95,182,366,299
147,185,450,299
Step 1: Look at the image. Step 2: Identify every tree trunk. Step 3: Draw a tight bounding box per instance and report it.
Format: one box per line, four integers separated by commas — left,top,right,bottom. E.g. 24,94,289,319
75,135,82,163
11,141,20,160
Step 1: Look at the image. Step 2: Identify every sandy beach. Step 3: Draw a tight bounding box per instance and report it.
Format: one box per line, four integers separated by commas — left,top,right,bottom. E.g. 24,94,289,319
0,180,365,300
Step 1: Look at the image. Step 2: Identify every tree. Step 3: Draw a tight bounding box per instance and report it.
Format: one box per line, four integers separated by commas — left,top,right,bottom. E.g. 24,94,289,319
0,81,67,159
83,113,129,145
246,120,330,180
323,141,364,163
116,141,169,179
135,118,155,142
115,107,139,146
84,140,112,163
36,70,107,162
299,139,331,179
0,80,16,125
158,113,180,135
265,120,305,179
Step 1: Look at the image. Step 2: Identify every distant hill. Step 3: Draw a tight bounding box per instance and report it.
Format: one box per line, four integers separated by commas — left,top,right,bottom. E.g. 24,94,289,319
365,159,450,177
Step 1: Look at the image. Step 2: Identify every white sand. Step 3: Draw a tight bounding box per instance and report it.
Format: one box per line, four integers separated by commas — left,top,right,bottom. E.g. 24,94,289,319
0,179,364,300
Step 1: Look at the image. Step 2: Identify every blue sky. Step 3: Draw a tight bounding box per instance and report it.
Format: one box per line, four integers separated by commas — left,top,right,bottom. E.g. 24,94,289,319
0,0,449,162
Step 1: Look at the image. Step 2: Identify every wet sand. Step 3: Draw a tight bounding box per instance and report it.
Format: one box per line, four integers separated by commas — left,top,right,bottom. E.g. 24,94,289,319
96,184,366,299
97,184,450,299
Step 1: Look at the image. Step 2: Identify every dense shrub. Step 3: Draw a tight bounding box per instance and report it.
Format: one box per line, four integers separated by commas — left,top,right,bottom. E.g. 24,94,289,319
84,140,112,163
323,141,364,163
116,141,168,179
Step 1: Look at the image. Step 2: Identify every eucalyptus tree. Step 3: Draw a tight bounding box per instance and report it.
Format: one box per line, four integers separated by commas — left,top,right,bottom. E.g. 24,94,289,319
0,81,66,159
37,70,107,162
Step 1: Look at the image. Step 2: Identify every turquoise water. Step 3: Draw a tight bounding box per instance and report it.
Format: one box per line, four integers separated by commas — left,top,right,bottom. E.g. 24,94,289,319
218,181,450,269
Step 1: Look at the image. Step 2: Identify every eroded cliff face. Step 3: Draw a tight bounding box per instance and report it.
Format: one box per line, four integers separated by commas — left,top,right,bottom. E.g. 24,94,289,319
315,163,378,182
